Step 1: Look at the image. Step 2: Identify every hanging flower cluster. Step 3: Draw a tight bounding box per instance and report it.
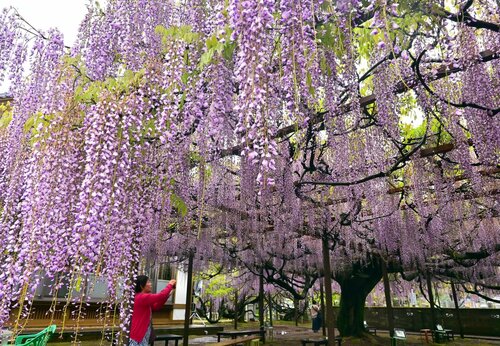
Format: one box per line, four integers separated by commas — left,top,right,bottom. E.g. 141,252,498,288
0,0,498,340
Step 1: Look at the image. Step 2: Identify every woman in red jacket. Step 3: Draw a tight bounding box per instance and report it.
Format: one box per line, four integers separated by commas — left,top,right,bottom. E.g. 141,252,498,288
129,275,176,346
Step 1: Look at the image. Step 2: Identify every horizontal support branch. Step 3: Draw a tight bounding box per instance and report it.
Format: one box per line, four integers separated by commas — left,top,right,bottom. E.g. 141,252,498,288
434,6,500,32
0,96,13,105
447,244,500,261
218,50,499,159
387,166,500,194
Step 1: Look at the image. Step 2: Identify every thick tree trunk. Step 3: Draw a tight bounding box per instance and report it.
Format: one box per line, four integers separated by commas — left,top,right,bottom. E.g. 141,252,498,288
337,283,369,336
336,259,382,337
294,297,299,326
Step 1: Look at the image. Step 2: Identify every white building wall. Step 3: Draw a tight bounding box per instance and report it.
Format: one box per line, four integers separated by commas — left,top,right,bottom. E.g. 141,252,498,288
172,268,188,321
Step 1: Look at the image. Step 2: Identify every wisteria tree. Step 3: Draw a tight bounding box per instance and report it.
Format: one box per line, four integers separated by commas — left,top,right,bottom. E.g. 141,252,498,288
0,0,499,344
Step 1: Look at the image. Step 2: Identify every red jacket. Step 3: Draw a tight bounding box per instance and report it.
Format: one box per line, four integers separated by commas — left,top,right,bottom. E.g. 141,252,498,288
129,284,175,342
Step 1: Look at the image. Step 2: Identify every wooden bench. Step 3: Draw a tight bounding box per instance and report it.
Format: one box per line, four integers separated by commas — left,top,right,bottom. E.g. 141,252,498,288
301,336,342,346
155,333,183,345
207,335,260,346
217,329,264,342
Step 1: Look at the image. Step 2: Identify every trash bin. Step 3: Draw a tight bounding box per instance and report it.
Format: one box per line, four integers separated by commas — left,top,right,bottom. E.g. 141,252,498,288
1,329,13,346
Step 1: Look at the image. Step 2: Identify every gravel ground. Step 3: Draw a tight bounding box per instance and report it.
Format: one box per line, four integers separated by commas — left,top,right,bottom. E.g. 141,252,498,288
44,323,500,345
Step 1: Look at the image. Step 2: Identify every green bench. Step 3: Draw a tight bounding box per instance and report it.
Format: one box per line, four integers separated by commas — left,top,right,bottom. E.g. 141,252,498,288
9,325,56,346
364,321,377,335
433,324,454,343
390,328,406,346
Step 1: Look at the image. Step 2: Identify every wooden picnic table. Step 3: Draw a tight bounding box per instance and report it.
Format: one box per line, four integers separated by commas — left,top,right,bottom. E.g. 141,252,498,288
301,336,342,346
155,333,183,345
207,335,261,346
216,329,264,342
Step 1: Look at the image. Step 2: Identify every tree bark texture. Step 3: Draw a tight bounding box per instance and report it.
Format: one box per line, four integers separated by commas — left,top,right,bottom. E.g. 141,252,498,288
336,258,382,337
451,281,464,338
381,260,395,336
322,234,336,346
320,281,326,336
426,270,437,329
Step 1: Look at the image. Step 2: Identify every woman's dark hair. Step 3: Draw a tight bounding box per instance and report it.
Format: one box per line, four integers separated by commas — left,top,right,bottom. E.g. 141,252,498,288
135,275,149,293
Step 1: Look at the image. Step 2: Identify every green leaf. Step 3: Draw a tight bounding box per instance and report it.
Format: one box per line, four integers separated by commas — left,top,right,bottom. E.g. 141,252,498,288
179,92,187,110
430,4,448,16
75,276,82,292
23,114,36,133
189,151,202,164
306,72,315,96
171,193,188,217
0,107,12,129
200,49,215,68
206,35,218,50
222,42,236,61
155,25,199,45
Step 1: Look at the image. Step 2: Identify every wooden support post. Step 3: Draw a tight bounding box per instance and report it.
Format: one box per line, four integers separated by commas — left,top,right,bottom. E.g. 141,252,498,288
426,270,437,329
381,260,395,337
320,281,326,337
268,291,273,326
259,270,266,343
234,289,238,330
322,233,336,346
451,281,464,338
183,251,194,346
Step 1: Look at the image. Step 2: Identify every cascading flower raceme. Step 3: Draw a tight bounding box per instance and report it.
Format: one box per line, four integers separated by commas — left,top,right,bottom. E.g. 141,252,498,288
230,0,279,186
0,0,498,341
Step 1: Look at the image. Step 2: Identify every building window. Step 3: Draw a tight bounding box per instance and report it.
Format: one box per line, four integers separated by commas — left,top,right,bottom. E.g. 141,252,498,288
158,262,173,280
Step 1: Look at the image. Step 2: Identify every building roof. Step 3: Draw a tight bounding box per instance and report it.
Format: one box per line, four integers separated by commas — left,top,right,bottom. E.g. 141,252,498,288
0,92,13,105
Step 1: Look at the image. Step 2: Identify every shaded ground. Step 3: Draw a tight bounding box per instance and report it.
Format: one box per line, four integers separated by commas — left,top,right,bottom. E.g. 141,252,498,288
46,321,500,345
255,325,500,346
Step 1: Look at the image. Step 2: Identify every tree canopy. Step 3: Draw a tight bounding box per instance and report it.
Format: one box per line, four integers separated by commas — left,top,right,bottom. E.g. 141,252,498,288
0,0,498,341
